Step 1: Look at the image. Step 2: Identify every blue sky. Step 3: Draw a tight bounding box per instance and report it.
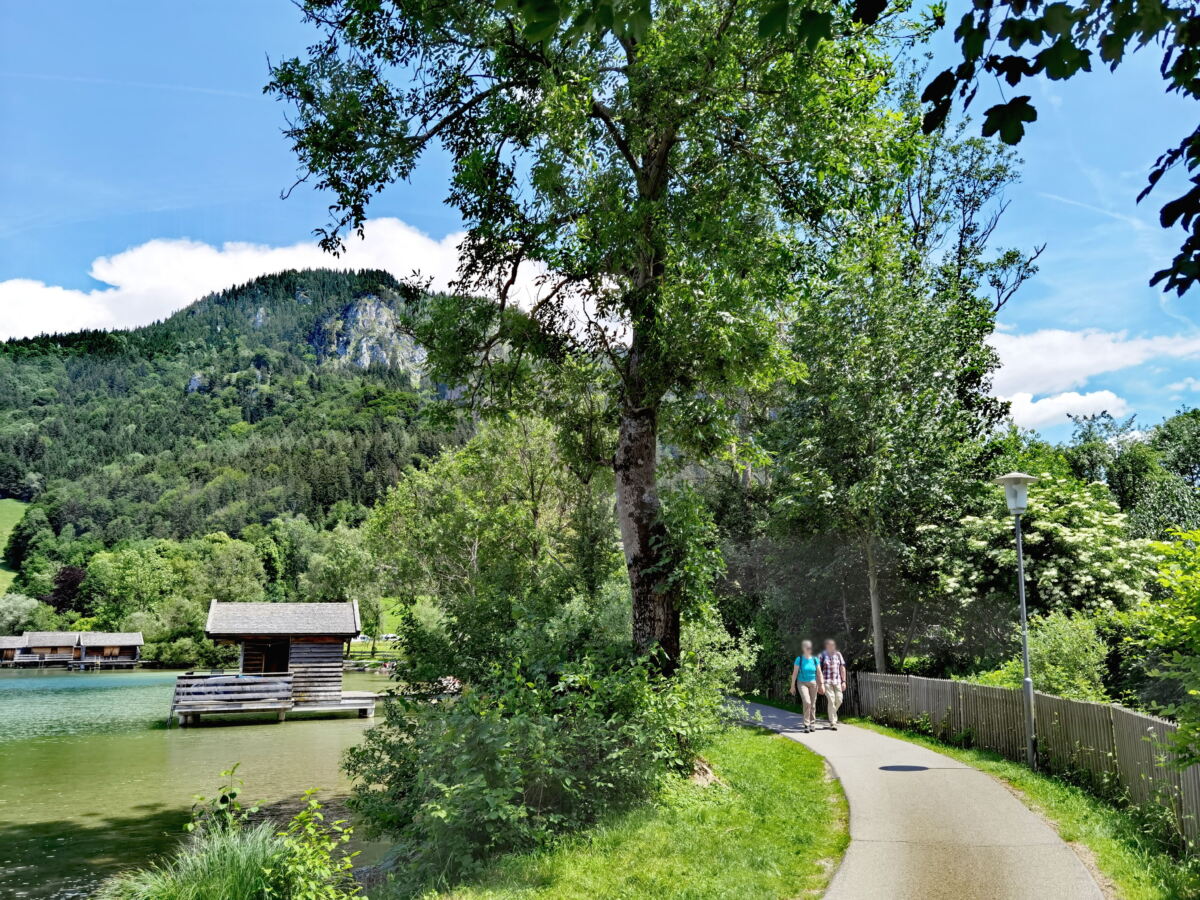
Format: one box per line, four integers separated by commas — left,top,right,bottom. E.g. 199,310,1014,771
0,0,1196,441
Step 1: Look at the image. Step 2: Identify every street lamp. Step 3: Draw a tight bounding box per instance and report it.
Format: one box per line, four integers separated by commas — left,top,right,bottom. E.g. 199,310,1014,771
994,472,1038,769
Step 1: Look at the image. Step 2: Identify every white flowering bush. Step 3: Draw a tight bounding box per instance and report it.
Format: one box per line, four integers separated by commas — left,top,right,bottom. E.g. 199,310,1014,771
921,474,1157,669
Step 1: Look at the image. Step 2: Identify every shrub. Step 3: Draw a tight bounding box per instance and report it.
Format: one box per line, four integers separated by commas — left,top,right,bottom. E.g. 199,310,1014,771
263,791,360,899
1133,530,1200,764
140,636,234,669
0,591,41,633
346,619,752,891
970,610,1110,701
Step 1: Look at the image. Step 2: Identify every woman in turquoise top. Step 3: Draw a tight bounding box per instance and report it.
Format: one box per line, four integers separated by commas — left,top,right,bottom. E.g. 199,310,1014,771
789,640,824,733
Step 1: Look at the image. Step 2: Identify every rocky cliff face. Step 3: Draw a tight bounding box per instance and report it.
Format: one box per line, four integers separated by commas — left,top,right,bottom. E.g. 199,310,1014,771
310,295,424,378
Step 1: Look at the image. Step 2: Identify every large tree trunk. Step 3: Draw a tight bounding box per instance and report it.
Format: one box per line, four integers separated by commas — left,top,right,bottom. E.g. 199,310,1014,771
614,403,679,674
864,533,887,673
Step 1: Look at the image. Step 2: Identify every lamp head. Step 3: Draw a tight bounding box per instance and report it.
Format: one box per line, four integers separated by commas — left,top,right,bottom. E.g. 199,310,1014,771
993,472,1038,515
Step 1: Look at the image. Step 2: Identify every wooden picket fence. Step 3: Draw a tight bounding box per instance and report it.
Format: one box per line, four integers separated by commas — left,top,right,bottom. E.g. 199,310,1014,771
851,672,1200,848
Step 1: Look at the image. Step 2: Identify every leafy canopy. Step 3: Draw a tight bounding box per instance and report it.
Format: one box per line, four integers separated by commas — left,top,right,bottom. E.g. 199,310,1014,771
267,0,918,455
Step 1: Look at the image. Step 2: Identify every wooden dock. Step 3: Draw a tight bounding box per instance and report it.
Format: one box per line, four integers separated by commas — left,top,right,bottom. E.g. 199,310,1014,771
68,659,139,671
169,671,376,727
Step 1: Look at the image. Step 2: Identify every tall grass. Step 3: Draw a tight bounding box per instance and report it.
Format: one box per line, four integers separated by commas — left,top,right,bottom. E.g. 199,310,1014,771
96,823,283,900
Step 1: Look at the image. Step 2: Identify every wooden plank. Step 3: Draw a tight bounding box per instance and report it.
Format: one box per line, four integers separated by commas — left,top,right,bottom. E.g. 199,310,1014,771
175,682,292,693
175,702,294,712
1112,706,1180,814
175,677,292,685
1179,759,1200,844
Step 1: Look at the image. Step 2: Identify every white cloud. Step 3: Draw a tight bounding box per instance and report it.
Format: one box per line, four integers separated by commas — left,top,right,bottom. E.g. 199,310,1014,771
990,328,1200,396
0,219,472,340
1168,376,1200,393
1007,390,1130,428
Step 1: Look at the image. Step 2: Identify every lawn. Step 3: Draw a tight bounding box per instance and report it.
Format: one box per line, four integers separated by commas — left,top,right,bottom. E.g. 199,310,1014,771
0,498,27,593
411,727,847,900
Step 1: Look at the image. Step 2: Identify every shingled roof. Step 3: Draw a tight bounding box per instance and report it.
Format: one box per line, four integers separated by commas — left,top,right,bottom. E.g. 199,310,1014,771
0,635,23,649
205,601,360,637
23,631,81,647
79,632,144,647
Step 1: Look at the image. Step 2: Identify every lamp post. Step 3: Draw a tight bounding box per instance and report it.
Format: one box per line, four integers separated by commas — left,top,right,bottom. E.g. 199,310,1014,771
994,472,1039,770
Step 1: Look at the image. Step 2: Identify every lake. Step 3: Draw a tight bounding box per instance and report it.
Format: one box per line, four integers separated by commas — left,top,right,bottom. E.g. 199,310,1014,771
0,668,394,898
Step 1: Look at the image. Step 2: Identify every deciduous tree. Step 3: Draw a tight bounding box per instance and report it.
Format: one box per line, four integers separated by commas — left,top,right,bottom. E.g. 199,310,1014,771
269,0,917,670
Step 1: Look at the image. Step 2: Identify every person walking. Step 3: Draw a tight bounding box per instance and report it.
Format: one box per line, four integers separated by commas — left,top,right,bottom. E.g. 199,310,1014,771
789,640,823,733
818,639,847,730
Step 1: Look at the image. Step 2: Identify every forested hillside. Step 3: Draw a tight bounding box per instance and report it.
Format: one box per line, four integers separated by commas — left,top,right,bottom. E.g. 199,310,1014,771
0,269,461,662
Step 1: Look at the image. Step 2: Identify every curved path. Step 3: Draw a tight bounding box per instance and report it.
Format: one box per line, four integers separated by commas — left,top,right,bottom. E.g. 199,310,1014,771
746,702,1104,900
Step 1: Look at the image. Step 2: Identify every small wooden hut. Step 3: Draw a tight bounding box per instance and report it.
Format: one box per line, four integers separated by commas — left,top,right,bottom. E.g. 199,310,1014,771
169,602,374,726
76,632,144,668
205,600,360,704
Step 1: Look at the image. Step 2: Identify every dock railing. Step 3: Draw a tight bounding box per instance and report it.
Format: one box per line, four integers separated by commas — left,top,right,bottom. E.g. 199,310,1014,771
169,671,294,727
849,671,1200,848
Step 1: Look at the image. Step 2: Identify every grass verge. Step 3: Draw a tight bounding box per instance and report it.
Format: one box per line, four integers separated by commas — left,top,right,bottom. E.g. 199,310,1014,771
743,694,1198,900
411,727,847,900
0,498,27,593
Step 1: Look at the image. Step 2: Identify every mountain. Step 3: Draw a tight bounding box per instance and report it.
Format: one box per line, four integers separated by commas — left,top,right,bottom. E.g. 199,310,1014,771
0,269,459,576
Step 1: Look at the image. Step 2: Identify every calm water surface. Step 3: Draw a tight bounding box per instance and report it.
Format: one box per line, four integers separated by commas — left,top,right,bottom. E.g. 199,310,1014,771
0,668,394,898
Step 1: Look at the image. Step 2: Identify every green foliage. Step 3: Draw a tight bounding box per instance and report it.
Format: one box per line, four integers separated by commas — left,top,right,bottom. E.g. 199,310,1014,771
345,632,747,891
0,592,42,634
929,473,1155,621
0,268,466,657
263,790,360,900
723,129,1027,675
186,764,259,835
970,611,1110,701
268,0,927,666
1062,412,1200,540
0,498,26,592
1154,409,1200,487
1132,530,1200,765
351,416,753,889
1,269,451,568
651,484,726,623
366,418,623,685
96,822,286,900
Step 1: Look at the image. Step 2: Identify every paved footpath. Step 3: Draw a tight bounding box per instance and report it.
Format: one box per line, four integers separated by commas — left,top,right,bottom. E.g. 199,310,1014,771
745,702,1104,900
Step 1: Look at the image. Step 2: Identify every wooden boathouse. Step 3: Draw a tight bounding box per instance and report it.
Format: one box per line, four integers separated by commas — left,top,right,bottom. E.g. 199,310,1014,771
74,632,143,669
169,600,376,726
20,631,81,666
0,631,145,668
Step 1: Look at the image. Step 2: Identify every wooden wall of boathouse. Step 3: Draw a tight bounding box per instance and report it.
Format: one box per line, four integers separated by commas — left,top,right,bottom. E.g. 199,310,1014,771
289,637,344,704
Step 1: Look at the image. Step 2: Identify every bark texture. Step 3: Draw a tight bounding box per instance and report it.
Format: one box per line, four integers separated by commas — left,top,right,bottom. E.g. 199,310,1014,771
614,404,679,673
865,534,887,673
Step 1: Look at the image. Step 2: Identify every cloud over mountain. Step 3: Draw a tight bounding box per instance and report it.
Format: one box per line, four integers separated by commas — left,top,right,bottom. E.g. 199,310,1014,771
0,219,465,340
991,328,1200,428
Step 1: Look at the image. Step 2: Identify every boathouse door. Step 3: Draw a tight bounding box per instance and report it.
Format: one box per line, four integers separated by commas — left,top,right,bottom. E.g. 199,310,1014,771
241,638,290,674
